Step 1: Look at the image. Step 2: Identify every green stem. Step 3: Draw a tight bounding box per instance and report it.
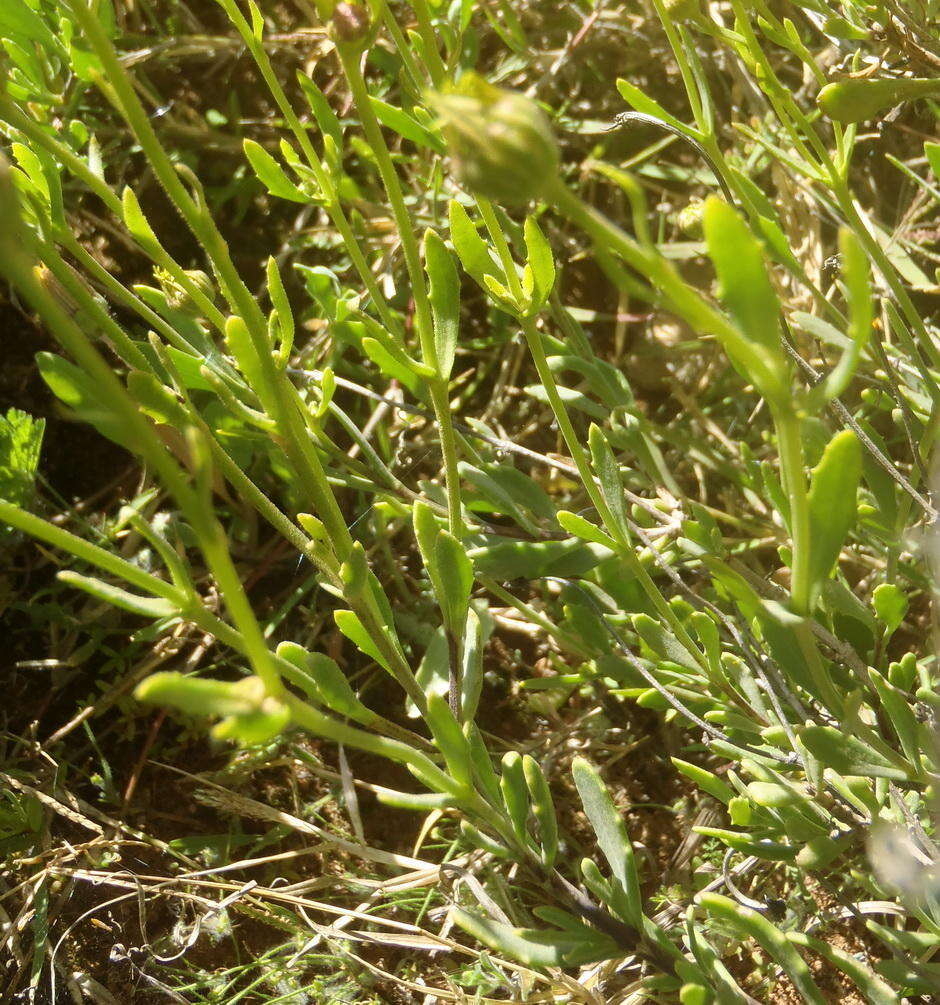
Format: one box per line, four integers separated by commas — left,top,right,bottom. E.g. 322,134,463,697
66,0,354,558
774,410,843,713
216,0,404,341
286,694,458,794
774,409,811,617
0,501,185,604
476,200,705,670
338,41,465,539
833,184,940,373
408,0,447,87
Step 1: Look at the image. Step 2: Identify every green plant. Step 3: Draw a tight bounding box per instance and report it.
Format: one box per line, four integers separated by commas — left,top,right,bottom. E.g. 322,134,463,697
2,0,938,1000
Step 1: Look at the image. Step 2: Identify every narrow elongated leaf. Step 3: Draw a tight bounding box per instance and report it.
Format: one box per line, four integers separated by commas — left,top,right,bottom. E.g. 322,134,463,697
425,694,473,789
361,336,423,394
374,787,455,811
334,610,391,672
296,71,343,151
276,642,373,723
588,424,630,540
703,198,780,354
633,614,700,672
571,757,642,926
121,187,161,254
798,726,911,780
523,216,555,312
135,672,259,719
523,755,558,867
451,908,608,968
616,79,698,137
557,510,615,547
370,96,445,153
465,722,502,806
500,751,530,844
266,256,294,363
671,758,734,805
926,141,940,180
57,571,179,619
448,200,500,286
423,229,460,378
866,669,922,771
692,826,797,860
786,931,895,1005
223,315,266,399
243,139,307,202
806,429,861,605
460,606,487,720
701,894,826,1005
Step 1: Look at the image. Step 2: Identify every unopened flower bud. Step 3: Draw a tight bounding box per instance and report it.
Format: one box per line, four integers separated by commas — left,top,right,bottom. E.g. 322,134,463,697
330,2,371,45
662,0,700,21
676,198,705,237
154,267,215,313
429,74,560,206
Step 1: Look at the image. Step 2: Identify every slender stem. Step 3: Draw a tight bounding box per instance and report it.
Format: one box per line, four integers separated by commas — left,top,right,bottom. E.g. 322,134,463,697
338,42,465,539
774,409,811,617
833,184,940,373
650,0,704,127
408,0,447,87
549,181,787,404
216,0,405,341
476,199,706,670
774,410,843,712
67,1,358,558
286,694,459,794
0,501,186,604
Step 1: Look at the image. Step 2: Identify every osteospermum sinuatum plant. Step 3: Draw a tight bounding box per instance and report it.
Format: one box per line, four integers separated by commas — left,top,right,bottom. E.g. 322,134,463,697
0,0,938,1000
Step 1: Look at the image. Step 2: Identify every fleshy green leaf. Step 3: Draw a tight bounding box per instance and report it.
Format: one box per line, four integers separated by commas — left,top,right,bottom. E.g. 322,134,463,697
426,694,473,789
872,583,908,638
701,894,826,1005
370,96,445,153
523,216,555,312
448,200,501,287
334,610,391,672
806,429,861,606
423,229,460,379
500,750,530,844
276,641,374,723
588,424,629,540
703,197,781,354
57,571,179,619
243,139,308,202
798,726,911,780
571,757,642,927
523,755,558,868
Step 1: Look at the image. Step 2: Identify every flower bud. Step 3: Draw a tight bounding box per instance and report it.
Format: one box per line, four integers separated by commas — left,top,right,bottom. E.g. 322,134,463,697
428,74,560,206
330,2,370,45
676,198,705,237
663,0,700,20
818,76,940,123
154,267,215,313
